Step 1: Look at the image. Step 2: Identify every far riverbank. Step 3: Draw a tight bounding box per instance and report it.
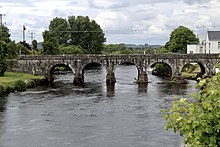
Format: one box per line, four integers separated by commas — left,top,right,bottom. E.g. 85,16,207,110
0,72,48,96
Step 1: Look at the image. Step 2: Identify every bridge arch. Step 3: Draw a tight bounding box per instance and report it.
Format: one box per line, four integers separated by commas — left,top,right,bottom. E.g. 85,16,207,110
48,63,74,82
149,62,173,79
115,61,140,83
81,62,104,83
181,61,206,78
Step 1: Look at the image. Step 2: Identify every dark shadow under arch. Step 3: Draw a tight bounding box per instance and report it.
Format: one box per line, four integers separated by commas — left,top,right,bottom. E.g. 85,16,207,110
49,63,74,82
82,62,104,83
150,62,172,79
82,62,102,74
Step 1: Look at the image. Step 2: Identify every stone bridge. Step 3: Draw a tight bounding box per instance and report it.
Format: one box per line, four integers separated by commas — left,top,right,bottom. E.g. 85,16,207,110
12,54,220,84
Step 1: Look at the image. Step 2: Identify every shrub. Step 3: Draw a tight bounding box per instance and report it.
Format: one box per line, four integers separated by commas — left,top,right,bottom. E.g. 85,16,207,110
162,72,220,146
0,85,6,95
14,80,27,92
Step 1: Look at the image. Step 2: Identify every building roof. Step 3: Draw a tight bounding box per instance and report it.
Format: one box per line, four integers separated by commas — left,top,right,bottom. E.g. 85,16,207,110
208,31,220,41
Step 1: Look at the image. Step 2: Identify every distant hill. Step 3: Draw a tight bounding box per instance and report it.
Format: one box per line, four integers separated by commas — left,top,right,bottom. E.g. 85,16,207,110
125,44,161,49
36,42,161,50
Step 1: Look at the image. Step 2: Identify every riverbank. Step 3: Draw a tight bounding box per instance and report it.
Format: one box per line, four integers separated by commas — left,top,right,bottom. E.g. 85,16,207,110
0,72,48,95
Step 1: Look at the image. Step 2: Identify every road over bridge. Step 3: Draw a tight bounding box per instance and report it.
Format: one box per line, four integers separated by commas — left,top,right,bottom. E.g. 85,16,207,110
11,54,220,84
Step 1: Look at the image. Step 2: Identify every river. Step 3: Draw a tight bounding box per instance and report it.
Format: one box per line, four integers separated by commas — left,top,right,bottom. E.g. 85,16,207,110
0,65,198,147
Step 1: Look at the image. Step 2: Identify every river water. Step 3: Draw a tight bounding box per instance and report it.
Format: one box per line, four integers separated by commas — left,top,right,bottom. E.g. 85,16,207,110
0,65,198,147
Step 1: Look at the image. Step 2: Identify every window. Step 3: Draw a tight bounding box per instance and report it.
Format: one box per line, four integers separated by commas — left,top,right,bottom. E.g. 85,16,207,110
200,46,203,53
218,42,220,49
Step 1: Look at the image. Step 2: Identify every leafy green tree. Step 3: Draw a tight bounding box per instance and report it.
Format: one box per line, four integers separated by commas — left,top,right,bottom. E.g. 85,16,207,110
32,39,38,50
0,25,11,43
156,46,169,54
42,30,59,55
59,45,84,54
165,26,199,53
49,17,68,45
6,41,18,59
42,16,105,54
0,41,7,76
103,44,128,54
16,42,30,55
67,16,105,54
162,72,220,146
0,25,11,76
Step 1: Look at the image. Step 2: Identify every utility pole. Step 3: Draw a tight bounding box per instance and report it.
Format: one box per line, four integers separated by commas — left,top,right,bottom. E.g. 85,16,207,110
23,25,26,42
0,14,6,52
30,32,34,43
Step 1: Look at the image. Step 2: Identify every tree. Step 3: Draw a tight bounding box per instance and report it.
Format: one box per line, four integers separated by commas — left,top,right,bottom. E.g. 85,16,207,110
42,15,105,54
42,30,59,55
59,45,84,54
16,42,30,55
156,46,169,54
165,26,199,53
0,41,7,76
32,39,38,50
6,41,18,59
162,72,220,146
0,25,11,76
103,44,128,53
48,17,68,45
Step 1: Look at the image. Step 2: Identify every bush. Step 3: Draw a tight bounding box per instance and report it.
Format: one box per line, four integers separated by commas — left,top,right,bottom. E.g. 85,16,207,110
0,85,6,95
59,45,84,54
0,59,7,76
14,80,27,92
162,72,220,146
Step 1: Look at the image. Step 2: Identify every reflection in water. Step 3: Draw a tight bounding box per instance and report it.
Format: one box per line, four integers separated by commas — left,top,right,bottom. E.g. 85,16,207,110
106,83,115,97
0,96,7,113
0,66,198,147
138,84,148,94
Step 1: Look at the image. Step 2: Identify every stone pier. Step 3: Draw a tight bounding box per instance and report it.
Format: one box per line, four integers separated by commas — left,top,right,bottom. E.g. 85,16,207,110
106,71,116,84
73,74,84,85
137,72,148,84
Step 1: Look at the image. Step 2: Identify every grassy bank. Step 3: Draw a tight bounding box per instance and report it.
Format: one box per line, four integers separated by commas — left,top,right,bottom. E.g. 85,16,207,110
181,72,197,79
0,72,47,95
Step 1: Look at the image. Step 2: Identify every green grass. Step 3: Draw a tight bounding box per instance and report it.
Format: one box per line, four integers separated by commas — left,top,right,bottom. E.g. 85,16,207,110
0,72,44,85
0,72,45,95
181,72,197,79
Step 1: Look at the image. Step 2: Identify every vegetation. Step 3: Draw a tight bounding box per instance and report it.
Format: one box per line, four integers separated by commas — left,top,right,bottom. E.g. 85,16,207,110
0,24,32,76
0,72,45,95
181,63,202,79
156,46,169,54
151,63,172,79
165,26,199,53
103,44,142,54
42,16,106,54
162,71,220,146
32,39,38,50
59,45,85,54
0,25,10,76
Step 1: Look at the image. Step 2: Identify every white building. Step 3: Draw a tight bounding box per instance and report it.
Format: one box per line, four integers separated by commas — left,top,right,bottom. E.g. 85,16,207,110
187,31,220,54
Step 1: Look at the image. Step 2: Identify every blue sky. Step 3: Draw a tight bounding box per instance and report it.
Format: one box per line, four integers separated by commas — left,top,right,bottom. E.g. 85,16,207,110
0,0,220,45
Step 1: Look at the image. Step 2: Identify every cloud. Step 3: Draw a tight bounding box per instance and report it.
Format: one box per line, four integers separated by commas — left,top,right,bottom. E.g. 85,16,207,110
0,0,220,45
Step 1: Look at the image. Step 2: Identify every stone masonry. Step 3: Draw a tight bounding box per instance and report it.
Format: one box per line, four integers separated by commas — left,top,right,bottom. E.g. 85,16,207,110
12,54,220,84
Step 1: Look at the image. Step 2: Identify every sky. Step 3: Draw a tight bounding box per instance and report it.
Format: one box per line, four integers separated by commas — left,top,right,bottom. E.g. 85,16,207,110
0,0,220,45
